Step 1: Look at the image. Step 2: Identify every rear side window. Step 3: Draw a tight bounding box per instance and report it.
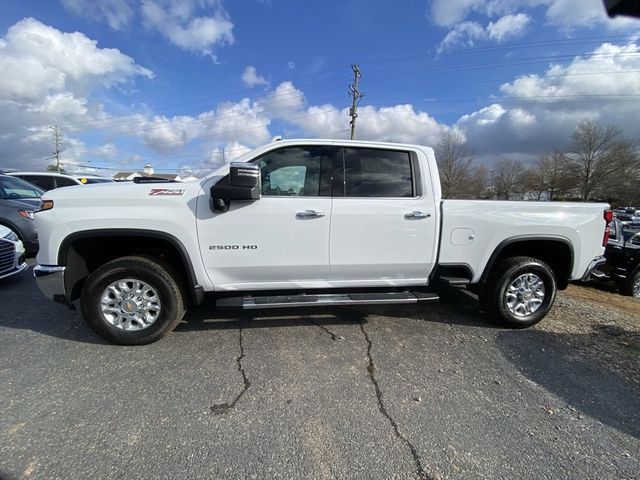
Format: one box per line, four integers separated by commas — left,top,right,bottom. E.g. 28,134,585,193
55,177,79,188
17,175,55,191
342,148,414,198
82,178,113,184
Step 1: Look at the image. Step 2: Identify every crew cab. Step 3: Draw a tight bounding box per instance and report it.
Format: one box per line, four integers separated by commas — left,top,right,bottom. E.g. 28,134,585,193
33,139,610,344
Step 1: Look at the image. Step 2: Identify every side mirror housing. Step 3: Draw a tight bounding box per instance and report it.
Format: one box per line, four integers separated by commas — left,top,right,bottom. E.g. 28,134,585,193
210,163,261,212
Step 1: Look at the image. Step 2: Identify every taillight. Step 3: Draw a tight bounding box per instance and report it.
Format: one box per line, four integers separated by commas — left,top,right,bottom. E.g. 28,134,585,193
603,209,613,246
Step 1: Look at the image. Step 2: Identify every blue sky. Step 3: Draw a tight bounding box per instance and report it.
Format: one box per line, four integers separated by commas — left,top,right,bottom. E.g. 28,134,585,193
0,0,638,176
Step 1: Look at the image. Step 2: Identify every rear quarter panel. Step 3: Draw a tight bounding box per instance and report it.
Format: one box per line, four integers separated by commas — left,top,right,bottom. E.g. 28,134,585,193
440,200,608,282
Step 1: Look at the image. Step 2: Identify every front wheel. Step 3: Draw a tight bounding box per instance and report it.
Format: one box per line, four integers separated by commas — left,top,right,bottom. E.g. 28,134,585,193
480,256,556,328
80,256,186,345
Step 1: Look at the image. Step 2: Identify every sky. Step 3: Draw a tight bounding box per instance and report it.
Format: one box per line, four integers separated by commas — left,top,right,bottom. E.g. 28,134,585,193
0,0,639,177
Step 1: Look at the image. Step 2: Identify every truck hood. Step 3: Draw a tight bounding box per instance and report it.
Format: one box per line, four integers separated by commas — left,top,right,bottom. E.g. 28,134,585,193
41,180,205,204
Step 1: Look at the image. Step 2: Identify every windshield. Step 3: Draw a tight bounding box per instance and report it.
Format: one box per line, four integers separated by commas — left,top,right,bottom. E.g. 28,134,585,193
0,175,44,199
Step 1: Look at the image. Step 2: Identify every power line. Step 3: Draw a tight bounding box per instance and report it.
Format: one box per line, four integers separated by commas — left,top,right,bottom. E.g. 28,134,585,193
48,35,640,133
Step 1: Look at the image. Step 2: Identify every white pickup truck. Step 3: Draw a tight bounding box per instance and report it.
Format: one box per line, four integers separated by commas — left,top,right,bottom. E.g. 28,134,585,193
33,139,610,345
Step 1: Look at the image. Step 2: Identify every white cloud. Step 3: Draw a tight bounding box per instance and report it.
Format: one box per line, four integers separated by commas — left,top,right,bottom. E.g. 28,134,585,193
141,0,234,55
0,18,152,172
241,65,268,88
257,81,306,120
61,0,134,30
438,21,486,53
429,0,484,27
430,0,637,51
209,141,253,165
545,0,637,30
437,13,530,52
456,41,640,161
93,142,118,159
487,13,531,41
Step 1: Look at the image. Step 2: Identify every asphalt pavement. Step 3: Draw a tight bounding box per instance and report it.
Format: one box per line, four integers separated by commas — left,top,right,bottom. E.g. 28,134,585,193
1,267,638,479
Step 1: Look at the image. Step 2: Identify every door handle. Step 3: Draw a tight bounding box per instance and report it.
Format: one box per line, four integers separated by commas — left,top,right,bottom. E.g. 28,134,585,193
404,211,431,219
296,210,326,219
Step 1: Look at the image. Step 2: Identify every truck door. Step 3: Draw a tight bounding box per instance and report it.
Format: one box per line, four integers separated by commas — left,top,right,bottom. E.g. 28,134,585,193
197,145,334,290
329,146,438,286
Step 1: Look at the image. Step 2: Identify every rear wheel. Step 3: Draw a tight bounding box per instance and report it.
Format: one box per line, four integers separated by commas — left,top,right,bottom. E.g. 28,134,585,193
480,256,556,328
620,271,640,298
80,256,186,345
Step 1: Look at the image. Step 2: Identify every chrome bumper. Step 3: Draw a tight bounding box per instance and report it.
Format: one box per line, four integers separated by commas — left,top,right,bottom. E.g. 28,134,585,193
581,255,607,282
33,265,67,301
0,261,28,280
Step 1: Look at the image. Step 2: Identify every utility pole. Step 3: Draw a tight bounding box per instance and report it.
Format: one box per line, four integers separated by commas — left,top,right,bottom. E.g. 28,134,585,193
349,64,364,140
50,125,63,172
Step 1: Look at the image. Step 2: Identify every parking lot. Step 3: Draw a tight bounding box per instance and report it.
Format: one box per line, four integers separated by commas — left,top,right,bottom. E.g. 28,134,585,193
1,266,638,480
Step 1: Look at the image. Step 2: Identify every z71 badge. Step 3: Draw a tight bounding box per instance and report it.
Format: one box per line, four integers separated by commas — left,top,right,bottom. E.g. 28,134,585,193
149,189,185,196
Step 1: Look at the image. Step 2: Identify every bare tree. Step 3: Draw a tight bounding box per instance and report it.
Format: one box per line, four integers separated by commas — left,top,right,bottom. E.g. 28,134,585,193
435,131,474,198
520,167,546,201
469,164,489,199
538,151,575,200
564,120,637,200
495,159,524,200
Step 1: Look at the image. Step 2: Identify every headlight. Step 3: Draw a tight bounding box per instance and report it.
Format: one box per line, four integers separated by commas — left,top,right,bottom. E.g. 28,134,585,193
3,230,19,242
35,200,54,213
18,210,34,220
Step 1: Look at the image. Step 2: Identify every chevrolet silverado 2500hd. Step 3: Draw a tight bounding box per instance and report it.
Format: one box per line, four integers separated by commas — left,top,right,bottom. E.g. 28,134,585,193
33,139,610,345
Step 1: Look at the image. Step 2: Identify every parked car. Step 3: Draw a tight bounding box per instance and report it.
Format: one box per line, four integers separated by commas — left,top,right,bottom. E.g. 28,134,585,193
33,139,610,345
0,224,28,280
7,172,114,191
613,208,640,227
0,174,42,256
593,219,640,297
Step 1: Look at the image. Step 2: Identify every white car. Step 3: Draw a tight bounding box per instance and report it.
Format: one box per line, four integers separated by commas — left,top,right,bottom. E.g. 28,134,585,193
0,224,28,280
7,172,114,191
33,139,610,344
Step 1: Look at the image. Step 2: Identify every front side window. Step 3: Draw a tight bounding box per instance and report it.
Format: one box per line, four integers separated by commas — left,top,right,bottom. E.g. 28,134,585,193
0,176,44,199
256,146,330,197
342,148,414,198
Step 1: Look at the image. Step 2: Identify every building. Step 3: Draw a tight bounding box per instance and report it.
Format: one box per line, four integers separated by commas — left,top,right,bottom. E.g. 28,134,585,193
112,164,196,182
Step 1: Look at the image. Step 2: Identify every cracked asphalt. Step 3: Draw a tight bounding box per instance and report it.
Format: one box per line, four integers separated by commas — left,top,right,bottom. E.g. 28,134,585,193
1,267,639,480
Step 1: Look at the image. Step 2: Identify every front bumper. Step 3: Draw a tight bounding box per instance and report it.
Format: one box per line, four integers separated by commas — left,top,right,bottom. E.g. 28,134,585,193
33,265,67,303
0,261,28,280
581,255,607,281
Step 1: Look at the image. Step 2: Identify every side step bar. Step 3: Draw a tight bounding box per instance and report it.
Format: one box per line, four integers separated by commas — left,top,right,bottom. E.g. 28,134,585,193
437,276,470,286
216,291,440,310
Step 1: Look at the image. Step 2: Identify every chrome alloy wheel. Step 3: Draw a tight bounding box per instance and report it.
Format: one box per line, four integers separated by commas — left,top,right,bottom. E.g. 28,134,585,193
100,278,162,331
633,276,640,298
505,273,546,317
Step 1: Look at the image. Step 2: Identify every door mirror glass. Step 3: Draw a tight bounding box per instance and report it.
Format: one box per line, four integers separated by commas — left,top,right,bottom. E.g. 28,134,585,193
210,163,262,212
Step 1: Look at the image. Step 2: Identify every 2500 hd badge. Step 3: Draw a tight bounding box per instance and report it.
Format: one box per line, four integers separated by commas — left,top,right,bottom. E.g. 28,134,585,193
209,244,258,250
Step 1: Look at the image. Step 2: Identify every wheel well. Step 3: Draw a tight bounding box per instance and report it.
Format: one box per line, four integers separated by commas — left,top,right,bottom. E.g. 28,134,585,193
60,233,197,303
481,239,574,290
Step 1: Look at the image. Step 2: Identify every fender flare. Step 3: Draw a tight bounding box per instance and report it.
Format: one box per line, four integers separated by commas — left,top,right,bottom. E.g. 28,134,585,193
58,228,204,305
479,235,575,285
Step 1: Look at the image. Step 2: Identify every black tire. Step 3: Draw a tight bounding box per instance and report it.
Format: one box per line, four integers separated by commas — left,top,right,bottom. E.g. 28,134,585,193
620,271,640,298
480,256,556,328
80,256,186,345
